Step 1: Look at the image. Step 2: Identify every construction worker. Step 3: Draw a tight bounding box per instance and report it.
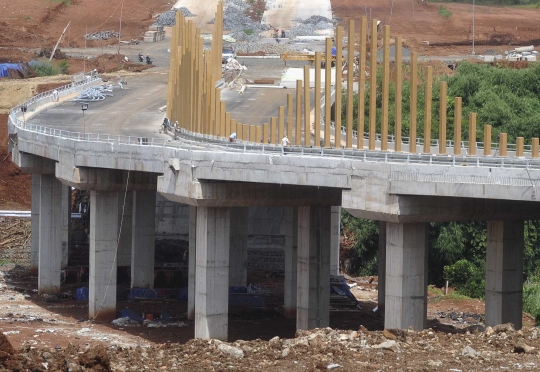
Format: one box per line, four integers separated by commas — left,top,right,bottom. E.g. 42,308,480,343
229,132,237,142
281,135,290,147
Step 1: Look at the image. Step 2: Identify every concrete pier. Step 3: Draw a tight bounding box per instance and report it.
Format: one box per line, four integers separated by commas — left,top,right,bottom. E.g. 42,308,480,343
297,206,331,330
89,191,119,321
117,191,133,267
229,208,248,287
61,184,71,269
38,174,63,294
378,221,386,314
330,206,341,276
188,206,197,320
284,207,298,319
30,174,40,276
485,220,524,329
131,191,156,288
385,222,428,330
195,207,230,340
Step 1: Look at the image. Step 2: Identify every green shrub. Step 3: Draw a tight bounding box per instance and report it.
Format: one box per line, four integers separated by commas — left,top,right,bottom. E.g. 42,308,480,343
30,60,60,77
443,259,485,298
58,60,69,74
524,279,540,323
438,6,452,18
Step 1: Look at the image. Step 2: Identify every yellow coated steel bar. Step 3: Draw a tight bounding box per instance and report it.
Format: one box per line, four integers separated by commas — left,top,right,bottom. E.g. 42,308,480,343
499,133,507,156
409,52,418,153
225,112,231,138
263,123,269,144
296,80,302,146
439,81,447,154
394,36,402,152
346,20,354,149
314,52,321,147
271,117,277,144
304,66,311,147
468,112,476,156
256,126,262,143
278,106,285,143
335,26,343,148
243,124,249,142
423,66,433,154
287,94,293,141
220,101,226,138
324,37,332,148
368,19,377,150
516,137,524,157
381,25,390,151
250,125,256,143
215,87,221,136
484,124,492,156
231,119,237,138
532,138,539,158
454,97,462,155
357,16,367,149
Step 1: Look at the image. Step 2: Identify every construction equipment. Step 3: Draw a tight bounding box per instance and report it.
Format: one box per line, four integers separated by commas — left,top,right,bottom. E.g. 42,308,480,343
506,45,537,62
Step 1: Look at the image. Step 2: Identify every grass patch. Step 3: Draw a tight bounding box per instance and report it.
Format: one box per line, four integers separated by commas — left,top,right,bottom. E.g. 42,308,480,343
438,5,452,18
243,29,254,35
428,286,474,302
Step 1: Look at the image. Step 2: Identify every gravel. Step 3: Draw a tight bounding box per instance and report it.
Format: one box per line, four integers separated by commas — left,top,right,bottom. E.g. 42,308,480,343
224,0,269,42
84,30,121,41
153,8,196,27
288,16,335,39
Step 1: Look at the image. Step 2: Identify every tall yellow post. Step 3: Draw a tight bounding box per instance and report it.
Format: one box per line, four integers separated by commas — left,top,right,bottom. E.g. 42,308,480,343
532,138,539,158
215,87,221,136
409,52,418,153
423,66,433,154
516,137,524,157
368,19,378,150
395,36,402,152
314,52,321,147
324,37,332,148
439,81,447,154
287,94,293,141
230,119,237,138
263,123,269,144
381,25,390,151
335,25,343,148
256,126,262,143
499,133,507,156
278,106,285,142
346,19,355,149
304,66,311,147
296,80,302,146
250,125,256,143
454,97,462,155
220,101,226,138
484,124,492,156
225,112,231,137
209,75,216,135
237,122,243,140
271,117,277,144
468,112,476,156
243,124,249,142
357,16,367,149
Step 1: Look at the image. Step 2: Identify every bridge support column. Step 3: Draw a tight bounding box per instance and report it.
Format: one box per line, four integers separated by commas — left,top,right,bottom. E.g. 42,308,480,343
485,220,524,330
284,207,298,319
385,222,428,331
229,208,248,287
117,191,133,267
89,191,118,321
378,221,386,314
297,206,331,330
61,184,71,269
38,174,63,295
30,174,40,276
188,206,197,320
131,191,156,289
195,207,230,340
330,206,341,276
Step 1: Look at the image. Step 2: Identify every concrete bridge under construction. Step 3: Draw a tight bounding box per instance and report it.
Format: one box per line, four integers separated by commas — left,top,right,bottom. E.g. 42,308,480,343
8,3,540,341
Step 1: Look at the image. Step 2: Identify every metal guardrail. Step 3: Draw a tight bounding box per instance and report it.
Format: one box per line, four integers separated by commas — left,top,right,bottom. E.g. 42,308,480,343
8,72,540,172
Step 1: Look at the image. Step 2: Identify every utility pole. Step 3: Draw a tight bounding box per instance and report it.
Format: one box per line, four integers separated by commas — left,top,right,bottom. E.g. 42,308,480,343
49,21,71,61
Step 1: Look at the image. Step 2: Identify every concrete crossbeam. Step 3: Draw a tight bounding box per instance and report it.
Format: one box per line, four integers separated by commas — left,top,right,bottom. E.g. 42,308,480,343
297,206,331,330
195,207,230,340
131,191,156,288
485,220,524,330
89,190,119,321
385,222,428,330
284,206,298,319
38,174,63,295
229,208,248,287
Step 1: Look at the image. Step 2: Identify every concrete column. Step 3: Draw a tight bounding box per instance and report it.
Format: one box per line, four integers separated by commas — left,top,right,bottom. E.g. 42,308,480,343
38,175,63,294
131,191,156,288
378,221,386,314
486,220,524,330
61,184,71,269
195,207,230,340
284,207,298,319
330,206,341,276
297,206,331,330
116,191,133,267
229,207,248,287
30,174,40,276
89,191,118,321
385,222,428,331
188,205,197,320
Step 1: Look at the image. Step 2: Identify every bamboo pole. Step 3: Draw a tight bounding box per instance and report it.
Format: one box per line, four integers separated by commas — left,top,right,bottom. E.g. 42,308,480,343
439,81,447,154
357,16,367,149
409,52,418,153
346,20,354,149
324,37,332,148
314,52,321,147
304,65,311,147
395,36,402,152
296,80,302,146
335,25,343,148
468,112,476,156
484,124,492,156
454,97,462,155
381,25,390,151
423,66,433,154
368,19,377,150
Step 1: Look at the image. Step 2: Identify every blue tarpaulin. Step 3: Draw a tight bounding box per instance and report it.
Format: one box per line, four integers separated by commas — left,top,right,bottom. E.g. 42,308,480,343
127,287,159,300
0,63,24,78
119,308,144,323
330,279,358,303
177,287,188,301
75,287,88,301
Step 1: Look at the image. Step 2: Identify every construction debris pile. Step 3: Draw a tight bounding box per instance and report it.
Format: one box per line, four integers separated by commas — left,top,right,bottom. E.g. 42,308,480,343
74,84,114,102
288,15,334,39
84,30,121,41
0,218,31,267
235,41,293,55
153,8,196,27
224,0,269,42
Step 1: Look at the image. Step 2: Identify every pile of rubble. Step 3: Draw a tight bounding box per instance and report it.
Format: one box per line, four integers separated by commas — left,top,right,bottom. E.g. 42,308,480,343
0,218,30,266
153,8,196,27
235,41,293,55
288,15,334,39
224,0,269,42
84,30,121,41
